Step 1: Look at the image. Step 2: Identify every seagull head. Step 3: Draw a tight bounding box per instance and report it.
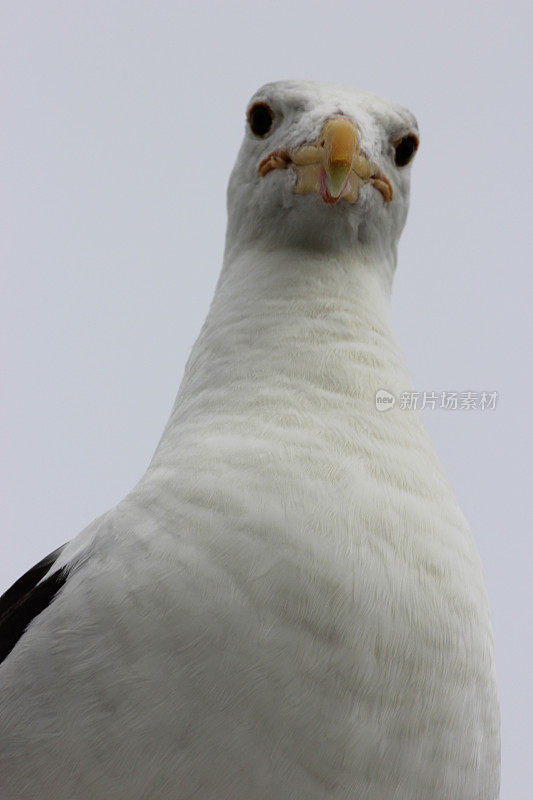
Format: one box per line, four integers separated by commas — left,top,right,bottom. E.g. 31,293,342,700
226,80,419,257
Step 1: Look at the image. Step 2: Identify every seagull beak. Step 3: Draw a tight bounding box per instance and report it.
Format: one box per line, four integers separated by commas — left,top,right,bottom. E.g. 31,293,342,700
321,117,357,199
257,116,393,205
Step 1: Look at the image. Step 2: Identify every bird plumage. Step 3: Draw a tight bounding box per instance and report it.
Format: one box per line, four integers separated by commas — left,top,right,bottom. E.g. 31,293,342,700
0,80,499,799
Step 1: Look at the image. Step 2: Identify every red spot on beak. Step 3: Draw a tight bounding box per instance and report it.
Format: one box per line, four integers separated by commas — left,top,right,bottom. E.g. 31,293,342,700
319,167,346,205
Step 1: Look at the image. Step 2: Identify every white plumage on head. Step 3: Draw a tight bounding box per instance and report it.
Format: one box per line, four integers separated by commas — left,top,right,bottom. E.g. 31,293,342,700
0,80,500,800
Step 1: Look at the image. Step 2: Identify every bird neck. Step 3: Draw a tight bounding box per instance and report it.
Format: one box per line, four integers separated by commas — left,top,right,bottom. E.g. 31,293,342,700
140,244,471,576
150,245,420,464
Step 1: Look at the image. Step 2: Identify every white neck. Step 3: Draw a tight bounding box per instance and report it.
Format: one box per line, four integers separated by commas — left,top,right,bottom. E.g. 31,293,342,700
147,245,441,477
142,243,473,570
158,245,410,434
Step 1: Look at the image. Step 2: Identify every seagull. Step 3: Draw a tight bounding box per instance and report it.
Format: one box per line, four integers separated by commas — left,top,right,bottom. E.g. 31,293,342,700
0,80,500,800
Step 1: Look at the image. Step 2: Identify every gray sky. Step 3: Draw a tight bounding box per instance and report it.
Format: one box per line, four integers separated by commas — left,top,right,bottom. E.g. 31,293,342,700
2,2,531,796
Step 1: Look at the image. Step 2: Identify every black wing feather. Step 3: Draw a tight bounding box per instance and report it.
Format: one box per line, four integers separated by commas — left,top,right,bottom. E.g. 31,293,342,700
0,545,67,665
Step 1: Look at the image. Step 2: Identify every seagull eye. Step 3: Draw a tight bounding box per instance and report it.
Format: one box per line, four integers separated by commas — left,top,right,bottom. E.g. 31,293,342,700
394,134,419,167
248,103,274,137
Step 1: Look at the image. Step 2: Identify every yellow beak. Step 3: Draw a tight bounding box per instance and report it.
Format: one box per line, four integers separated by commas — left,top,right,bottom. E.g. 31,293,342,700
321,117,357,198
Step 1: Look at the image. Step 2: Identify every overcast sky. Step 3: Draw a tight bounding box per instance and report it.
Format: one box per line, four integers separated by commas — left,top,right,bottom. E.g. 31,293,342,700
2,2,532,796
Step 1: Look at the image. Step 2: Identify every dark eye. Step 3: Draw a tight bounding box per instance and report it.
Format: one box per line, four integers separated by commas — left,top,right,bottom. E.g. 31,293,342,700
248,103,274,137
394,134,419,167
